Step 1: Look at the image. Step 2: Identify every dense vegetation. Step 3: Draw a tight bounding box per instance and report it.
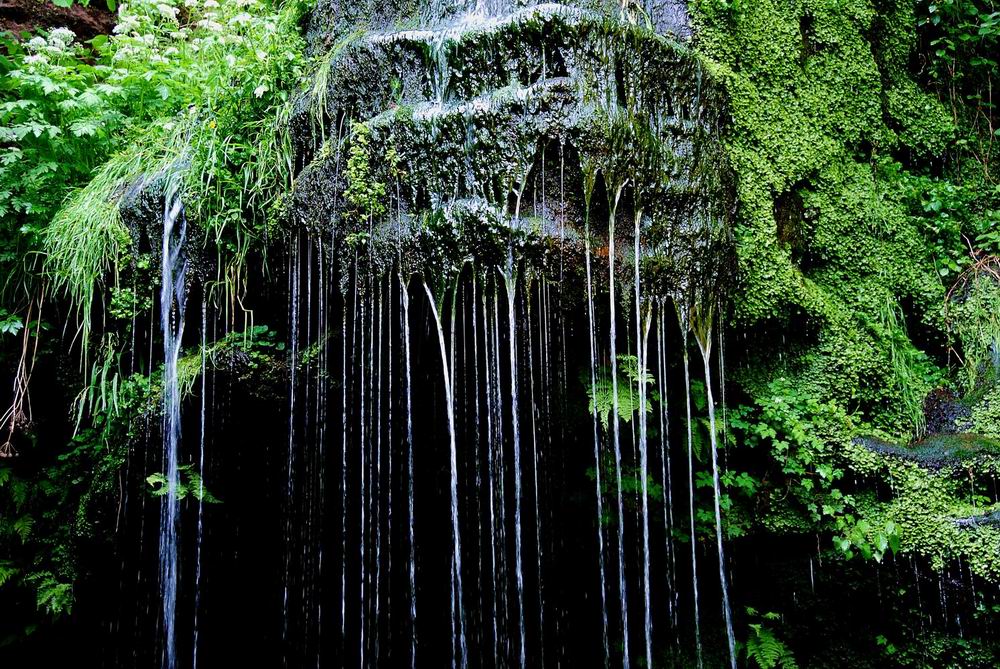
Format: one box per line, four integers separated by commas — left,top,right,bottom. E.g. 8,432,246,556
0,0,309,644
1,0,999,665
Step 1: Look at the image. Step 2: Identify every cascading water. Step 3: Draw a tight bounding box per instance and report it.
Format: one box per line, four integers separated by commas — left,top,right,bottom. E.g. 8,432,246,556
606,182,631,669
424,279,468,669
633,208,653,669
693,305,737,669
583,176,611,667
159,174,188,669
191,300,207,669
679,313,703,669
137,3,735,668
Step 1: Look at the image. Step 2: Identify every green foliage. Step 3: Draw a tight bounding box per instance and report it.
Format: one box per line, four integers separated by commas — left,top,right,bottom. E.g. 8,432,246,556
584,354,656,431
30,0,310,346
0,308,23,336
730,378,851,528
903,173,1000,281
344,121,388,224
919,0,1000,124
971,384,1000,437
875,297,941,436
24,572,73,617
0,28,131,304
947,263,1000,390
833,518,902,563
688,0,985,435
0,369,151,626
744,608,798,669
876,628,1000,668
695,467,758,539
147,465,221,503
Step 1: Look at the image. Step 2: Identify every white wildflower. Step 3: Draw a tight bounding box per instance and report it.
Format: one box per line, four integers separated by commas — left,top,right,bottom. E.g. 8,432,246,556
254,84,268,98
196,18,223,32
156,3,179,20
49,28,76,47
114,15,141,34
27,36,46,51
112,45,136,61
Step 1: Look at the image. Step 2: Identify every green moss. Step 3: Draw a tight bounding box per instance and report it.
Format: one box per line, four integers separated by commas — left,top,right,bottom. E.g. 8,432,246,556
972,386,1000,439
690,0,956,432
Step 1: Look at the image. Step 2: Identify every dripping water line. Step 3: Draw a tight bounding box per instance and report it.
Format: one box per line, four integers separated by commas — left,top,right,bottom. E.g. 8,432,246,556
694,311,737,669
633,207,653,669
423,279,468,669
192,300,207,669
607,181,630,669
679,314,703,669
583,186,610,668
159,172,188,669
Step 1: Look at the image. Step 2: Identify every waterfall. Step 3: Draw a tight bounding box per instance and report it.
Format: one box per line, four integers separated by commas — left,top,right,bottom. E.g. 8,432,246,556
607,182,630,668
504,271,527,669
192,300,207,669
693,306,737,669
679,312,703,669
131,4,737,666
583,183,611,667
401,275,417,669
159,174,188,669
656,300,678,637
633,209,653,669
424,280,468,669
283,232,301,667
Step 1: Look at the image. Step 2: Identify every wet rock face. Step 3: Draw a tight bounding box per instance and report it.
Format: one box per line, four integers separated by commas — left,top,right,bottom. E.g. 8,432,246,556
294,0,728,297
307,0,691,50
646,0,691,38
855,434,1000,471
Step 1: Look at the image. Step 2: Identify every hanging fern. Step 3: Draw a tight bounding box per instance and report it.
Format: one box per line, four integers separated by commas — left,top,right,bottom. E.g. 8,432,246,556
746,608,798,669
24,572,73,617
0,560,18,588
585,354,658,431
146,465,221,503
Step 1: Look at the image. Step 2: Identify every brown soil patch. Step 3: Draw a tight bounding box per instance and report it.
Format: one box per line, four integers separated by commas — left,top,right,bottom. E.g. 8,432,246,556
0,0,115,42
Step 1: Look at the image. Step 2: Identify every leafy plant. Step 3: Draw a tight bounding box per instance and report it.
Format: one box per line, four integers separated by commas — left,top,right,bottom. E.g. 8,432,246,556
146,464,221,503
946,257,1000,390
730,378,852,527
745,608,798,669
833,518,902,562
344,121,388,225
584,354,657,431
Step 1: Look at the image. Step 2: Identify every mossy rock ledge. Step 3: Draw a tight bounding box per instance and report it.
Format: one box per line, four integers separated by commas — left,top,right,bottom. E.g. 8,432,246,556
290,0,734,300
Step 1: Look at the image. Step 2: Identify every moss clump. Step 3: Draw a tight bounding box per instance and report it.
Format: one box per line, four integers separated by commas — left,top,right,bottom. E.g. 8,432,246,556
690,0,954,434
689,0,1000,581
